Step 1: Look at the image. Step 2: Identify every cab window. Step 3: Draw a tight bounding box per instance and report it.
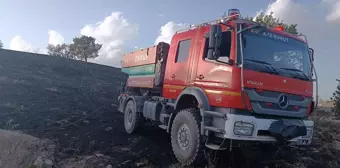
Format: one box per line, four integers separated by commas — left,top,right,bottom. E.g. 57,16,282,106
204,31,232,63
175,39,191,63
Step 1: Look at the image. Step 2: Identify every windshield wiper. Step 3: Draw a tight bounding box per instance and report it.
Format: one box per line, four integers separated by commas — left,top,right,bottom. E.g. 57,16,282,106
280,68,310,81
244,59,279,75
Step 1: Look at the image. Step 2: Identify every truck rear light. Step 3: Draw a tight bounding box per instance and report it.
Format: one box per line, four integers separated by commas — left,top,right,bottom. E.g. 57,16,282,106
256,89,263,93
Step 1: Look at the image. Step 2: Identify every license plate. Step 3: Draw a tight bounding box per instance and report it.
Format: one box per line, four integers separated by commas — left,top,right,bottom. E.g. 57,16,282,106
296,139,309,145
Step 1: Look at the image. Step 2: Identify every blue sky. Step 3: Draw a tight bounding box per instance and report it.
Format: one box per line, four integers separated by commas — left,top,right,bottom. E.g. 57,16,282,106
0,0,267,48
1,0,340,99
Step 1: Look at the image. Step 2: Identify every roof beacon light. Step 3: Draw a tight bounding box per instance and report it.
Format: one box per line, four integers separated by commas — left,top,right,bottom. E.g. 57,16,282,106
228,9,241,19
275,24,284,31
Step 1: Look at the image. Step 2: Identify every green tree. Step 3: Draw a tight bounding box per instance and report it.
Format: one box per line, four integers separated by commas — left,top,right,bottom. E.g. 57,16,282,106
331,80,340,115
0,40,3,49
47,43,74,59
69,35,102,62
243,12,298,35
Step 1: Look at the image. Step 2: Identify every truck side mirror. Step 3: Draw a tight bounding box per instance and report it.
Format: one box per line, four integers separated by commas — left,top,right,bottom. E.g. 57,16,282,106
207,24,222,60
309,48,314,61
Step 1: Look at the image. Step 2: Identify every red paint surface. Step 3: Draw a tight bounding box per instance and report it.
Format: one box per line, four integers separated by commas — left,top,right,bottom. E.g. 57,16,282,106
160,20,313,110
242,69,313,97
122,46,157,68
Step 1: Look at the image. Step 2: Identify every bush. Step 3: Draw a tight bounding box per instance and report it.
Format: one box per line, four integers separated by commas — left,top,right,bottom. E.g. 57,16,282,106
331,81,340,115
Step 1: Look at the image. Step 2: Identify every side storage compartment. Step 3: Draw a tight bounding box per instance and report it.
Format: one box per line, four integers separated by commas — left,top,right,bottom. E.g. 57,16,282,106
143,100,162,121
121,42,170,89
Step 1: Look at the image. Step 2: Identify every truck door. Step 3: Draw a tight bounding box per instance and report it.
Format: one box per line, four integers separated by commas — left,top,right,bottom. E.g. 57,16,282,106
194,26,241,108
163,29,196,99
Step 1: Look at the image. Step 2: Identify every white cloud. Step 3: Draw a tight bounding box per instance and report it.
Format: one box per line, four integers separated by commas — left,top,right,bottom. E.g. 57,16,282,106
48,30,64,45
327,0,340,21
9,36,47,54
155,21,190,44
256,0,340,99
10,36,34,52
80,12,138,67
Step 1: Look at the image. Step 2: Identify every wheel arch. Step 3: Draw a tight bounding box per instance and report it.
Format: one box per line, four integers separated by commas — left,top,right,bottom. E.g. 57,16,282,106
167,87,210,133
174,87,210,112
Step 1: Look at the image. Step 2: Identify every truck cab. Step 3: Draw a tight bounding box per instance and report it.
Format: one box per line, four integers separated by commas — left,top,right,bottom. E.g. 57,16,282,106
118,9,318,166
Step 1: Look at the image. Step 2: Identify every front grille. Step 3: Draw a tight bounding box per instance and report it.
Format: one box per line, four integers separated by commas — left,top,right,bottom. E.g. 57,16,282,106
256,89,304,101
258,102,306,112
244,88,311,118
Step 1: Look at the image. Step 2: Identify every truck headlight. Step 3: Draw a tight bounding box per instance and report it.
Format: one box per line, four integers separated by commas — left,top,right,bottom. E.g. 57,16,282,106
233,122,254,136
302,127,313,138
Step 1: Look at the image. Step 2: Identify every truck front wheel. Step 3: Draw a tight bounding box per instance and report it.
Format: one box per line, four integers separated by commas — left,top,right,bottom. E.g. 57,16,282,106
171,108,204,166
124,100,140,134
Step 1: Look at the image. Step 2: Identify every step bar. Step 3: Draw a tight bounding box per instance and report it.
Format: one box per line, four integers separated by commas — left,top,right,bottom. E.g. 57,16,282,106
201,108,227,135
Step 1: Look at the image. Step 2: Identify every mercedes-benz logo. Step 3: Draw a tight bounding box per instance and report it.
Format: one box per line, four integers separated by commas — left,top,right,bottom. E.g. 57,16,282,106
278,94,288,109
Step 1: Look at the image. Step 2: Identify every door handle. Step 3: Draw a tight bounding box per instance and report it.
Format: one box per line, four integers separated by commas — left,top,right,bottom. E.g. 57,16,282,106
171,74,176,78
197,74,204,80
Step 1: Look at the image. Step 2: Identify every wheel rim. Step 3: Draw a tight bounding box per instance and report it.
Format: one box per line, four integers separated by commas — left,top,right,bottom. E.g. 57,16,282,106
126,109,133,127
177,124,191,151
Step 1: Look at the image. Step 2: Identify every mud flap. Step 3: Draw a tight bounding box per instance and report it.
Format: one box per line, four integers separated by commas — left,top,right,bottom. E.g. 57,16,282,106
268,119,307,144
118,96,127,113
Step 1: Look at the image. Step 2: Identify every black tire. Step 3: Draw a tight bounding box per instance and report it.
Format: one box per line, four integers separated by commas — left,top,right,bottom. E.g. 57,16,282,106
124,100,141,134
171,108,204,166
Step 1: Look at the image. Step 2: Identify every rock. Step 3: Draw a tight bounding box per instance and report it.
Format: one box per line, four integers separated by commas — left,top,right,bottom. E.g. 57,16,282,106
83,120,90,124
105,127,112,131
33,156,53,168
44,159,53,166
33,156,43,167
136,162,146,167
95,153,104,157
0,129,55,168
106,165,113,168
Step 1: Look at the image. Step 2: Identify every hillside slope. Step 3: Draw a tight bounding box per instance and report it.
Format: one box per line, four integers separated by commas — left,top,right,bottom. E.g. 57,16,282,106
0,49,175,167
0,49,126,131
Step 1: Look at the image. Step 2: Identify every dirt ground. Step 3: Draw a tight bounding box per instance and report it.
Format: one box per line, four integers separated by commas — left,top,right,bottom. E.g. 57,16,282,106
0,49,339,168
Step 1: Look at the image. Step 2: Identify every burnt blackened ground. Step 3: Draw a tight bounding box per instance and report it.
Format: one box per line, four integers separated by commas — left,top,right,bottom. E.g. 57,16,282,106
0,49,339,168
0,49,177,167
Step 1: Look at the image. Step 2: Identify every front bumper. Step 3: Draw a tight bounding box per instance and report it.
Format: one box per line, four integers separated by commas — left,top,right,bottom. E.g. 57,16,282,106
212,113,314,146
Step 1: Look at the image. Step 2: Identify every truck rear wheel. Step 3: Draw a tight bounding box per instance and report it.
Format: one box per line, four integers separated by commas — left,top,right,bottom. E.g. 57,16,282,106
171,108,204,166
124,100,140,134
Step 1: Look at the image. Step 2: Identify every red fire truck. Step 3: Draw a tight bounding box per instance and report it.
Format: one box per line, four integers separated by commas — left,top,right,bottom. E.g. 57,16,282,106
118,9,318,165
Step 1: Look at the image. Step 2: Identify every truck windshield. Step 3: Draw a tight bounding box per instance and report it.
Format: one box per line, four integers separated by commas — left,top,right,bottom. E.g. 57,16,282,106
239,29,312,81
